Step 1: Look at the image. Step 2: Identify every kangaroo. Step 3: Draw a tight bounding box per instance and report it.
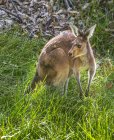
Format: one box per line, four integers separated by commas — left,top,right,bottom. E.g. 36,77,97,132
25,24,96,97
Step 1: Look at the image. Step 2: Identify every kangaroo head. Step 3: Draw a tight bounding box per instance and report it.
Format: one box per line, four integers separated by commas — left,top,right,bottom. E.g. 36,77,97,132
68,24,96,58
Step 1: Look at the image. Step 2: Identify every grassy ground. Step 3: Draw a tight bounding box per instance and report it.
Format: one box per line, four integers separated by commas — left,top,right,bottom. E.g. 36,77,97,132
0,26,114,140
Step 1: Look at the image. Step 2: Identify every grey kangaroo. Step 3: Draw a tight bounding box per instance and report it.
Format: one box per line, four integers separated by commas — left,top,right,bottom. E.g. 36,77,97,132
25,24,96,97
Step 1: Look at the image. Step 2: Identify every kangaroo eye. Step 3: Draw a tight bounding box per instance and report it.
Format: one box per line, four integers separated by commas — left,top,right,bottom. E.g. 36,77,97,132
77,44,81,48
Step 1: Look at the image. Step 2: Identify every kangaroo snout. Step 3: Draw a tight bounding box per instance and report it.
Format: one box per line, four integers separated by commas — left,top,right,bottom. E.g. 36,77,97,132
68,51,72,56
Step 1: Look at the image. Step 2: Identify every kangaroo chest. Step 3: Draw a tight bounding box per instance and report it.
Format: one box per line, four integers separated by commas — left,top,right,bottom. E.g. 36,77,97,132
72,55,89,71
80,55,89,67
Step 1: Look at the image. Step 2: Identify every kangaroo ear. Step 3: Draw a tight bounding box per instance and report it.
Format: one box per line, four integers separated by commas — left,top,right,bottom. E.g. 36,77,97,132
85,24,96,39
69,23,79,37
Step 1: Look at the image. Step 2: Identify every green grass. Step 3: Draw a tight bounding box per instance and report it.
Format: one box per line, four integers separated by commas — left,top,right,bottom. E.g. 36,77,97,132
0,27,114,140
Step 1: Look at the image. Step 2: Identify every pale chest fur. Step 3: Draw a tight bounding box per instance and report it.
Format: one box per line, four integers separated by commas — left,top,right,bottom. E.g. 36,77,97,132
80,55,89,67
73,55,90,71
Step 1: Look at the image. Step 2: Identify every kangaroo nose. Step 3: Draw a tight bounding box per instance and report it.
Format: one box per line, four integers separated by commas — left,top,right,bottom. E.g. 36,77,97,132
68,51,72,56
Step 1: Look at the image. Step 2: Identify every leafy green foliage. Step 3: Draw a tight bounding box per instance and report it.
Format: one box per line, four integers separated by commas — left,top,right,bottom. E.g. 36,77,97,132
72,0,114,56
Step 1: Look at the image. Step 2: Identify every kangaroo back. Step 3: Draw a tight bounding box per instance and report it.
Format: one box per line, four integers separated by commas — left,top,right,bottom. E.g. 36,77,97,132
25,30,75,94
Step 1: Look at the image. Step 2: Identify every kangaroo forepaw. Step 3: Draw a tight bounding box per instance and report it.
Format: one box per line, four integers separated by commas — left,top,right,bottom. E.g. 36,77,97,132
85,90,89,97
79,92,84,100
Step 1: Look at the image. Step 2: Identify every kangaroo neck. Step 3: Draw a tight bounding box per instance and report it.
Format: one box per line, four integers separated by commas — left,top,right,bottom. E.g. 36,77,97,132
86,40,94,58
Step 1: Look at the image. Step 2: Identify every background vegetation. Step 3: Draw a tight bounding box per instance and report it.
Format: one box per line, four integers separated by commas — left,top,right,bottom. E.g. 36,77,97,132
0,0,114,140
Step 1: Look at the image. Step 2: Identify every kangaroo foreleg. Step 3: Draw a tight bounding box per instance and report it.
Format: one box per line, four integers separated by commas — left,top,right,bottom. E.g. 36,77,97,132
75,71,83,98
85,68,96,96
60,78,69,96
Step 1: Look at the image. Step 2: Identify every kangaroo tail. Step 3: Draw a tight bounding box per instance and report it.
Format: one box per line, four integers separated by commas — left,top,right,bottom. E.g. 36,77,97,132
24,71,40,95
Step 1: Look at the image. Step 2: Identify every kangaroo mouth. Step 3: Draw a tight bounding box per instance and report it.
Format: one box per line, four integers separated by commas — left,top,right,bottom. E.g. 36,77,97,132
70,54,85,60
69,54,77,60
72,56,78,60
